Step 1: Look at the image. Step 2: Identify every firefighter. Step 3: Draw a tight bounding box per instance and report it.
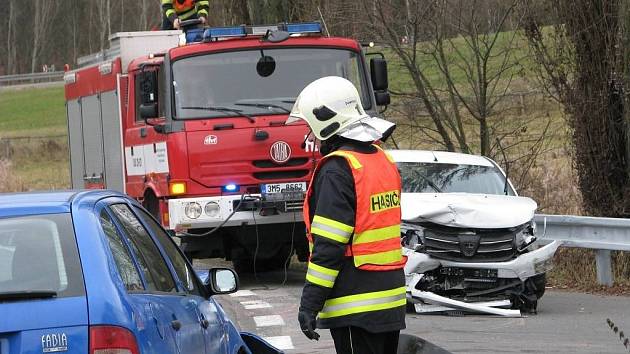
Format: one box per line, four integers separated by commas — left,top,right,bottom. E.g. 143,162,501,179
286,76,406,354
161,0,209,31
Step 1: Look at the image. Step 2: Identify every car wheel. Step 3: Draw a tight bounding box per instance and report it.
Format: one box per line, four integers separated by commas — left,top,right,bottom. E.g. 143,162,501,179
530,273,547,299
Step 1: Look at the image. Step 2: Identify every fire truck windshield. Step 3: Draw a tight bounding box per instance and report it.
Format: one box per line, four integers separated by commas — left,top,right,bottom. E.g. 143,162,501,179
171,47,370,120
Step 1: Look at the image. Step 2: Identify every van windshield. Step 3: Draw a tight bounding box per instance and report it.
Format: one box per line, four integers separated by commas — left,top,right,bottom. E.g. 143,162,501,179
0,214,84,298
171,48,370,119
397,162,516,196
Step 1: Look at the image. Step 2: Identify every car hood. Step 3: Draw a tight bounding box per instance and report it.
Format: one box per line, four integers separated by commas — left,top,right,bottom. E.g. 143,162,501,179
400,192,537,228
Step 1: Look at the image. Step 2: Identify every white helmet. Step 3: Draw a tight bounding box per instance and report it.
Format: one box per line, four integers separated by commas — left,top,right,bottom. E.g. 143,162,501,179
286,76,395,142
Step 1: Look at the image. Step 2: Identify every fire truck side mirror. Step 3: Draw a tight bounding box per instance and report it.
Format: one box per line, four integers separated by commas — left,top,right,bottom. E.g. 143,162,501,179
375,91,391,106
140,102,158,119
370,57,389,91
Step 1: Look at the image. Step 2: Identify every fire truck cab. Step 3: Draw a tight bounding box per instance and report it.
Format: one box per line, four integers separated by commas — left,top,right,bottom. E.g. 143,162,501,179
64,23,390,269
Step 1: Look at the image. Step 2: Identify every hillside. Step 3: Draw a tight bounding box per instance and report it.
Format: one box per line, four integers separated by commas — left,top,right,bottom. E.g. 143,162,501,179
0,85,67,137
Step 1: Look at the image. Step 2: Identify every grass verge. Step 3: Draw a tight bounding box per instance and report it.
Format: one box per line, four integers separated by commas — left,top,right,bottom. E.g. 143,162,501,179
0,85,67,137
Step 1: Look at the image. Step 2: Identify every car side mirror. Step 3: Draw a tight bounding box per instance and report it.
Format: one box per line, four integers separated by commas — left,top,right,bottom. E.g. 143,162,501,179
370,57,389,91
202,268,239,295
375,91,391,106
140,102,158,119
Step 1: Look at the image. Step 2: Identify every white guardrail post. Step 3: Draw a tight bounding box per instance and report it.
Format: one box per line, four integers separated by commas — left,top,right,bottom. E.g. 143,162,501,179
596,250,613,286
534,214,630,286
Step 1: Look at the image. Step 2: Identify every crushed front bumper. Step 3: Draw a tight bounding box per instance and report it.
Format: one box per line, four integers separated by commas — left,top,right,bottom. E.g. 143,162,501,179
404,241,561,283
404,241,561,316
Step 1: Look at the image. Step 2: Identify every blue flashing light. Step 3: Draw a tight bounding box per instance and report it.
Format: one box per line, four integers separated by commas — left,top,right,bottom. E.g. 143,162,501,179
203,26,246,41
202,22,322,42
223,184,239,193
285,22,322,34
186,29,205,43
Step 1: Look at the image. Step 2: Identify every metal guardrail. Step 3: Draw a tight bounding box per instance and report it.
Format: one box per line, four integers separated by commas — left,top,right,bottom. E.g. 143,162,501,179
535,214,630,286
0,71,64,86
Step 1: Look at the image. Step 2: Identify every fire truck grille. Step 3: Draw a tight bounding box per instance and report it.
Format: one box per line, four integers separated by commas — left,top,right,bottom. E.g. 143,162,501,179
253,158,309,168
254,170,310,180
285,200,304,212
423,225,518,263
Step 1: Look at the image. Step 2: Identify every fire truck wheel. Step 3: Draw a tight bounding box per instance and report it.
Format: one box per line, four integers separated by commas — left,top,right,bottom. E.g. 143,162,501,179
231,245,293,273
231,247,254,274
143,190,160,222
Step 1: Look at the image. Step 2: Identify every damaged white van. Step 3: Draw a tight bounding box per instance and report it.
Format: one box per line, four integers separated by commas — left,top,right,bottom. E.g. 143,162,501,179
390,150,560,316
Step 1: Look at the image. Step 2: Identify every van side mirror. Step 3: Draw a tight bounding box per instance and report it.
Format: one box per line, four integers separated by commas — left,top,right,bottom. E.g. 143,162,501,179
370,57,389,91
140,102,158,119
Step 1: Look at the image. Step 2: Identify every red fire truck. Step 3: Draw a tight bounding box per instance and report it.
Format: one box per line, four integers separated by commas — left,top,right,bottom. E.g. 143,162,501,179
64,22,390,269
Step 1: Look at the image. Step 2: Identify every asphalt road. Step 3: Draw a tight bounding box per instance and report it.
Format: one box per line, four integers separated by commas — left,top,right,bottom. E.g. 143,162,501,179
197,259,630,354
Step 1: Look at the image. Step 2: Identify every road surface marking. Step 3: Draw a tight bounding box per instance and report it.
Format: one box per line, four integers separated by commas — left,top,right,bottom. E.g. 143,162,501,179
241,300,272,310
263,336,294,350
230,290,256,297
254,315,285,327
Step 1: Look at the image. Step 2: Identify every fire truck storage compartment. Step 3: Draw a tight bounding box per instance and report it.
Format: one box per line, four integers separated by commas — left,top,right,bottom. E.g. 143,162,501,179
67,90,124,192
77,31,181,73
110,31,180,72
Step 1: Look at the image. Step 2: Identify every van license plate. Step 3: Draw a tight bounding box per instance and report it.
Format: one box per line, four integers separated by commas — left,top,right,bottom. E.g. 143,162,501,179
261,182,307,201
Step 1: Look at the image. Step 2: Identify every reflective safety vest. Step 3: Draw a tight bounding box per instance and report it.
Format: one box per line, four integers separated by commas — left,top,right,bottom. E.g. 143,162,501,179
304,146,406,271
173,0,195,13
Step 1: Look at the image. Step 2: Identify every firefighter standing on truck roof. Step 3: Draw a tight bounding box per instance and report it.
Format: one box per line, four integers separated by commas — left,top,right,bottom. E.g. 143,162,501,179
161,0,209,30
286,76,406,354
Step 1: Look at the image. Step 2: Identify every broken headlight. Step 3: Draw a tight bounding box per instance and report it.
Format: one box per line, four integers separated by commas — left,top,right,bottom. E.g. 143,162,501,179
401,223,425,251
516,221,537,252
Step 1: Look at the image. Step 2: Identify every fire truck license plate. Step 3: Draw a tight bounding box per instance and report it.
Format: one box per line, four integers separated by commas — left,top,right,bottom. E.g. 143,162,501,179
261,182,307,201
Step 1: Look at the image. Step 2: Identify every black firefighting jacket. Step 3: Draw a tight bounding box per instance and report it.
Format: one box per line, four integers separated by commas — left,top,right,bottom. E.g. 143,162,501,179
299,140,406,333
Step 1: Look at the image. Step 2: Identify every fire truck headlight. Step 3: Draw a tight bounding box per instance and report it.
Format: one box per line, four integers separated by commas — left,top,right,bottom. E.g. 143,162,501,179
204,202,220,218
184,202,202,219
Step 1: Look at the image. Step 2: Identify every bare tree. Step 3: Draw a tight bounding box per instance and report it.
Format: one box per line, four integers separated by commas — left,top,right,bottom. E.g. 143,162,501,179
361,0,544,159
6,0,17,74
31,0,59,73
140,0,149,30
96,0,109,51
523,0,630,218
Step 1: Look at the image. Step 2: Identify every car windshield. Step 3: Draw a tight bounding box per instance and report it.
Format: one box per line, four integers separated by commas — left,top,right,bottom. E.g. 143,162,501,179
172,48,370,119
0,214,84,298
397,162,515,196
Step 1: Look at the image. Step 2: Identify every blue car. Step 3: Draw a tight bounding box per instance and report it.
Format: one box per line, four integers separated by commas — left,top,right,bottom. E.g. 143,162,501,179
0,190,281,354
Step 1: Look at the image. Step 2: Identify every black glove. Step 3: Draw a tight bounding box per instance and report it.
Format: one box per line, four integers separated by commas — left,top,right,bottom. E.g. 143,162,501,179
298,309,320,341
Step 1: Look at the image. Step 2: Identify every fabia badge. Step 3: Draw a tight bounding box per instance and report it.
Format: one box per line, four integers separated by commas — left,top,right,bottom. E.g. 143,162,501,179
204,135,218,145
41,333,68,352
270,141,291,164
